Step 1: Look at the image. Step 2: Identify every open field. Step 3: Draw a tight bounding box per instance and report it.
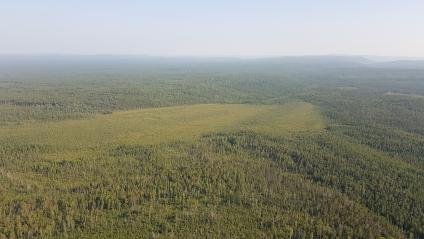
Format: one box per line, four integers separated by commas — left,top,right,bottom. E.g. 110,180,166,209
0,102,324,150
384,91,424,98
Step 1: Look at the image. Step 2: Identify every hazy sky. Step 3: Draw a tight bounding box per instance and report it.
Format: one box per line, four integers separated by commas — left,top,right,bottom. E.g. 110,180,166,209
1,0,423,56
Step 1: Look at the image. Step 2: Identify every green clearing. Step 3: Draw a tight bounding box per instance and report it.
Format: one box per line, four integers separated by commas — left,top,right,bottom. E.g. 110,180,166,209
0,102,324,150
384,91,424,98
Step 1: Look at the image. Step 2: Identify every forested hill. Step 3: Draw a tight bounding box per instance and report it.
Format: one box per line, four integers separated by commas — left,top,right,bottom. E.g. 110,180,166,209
1,56,424,238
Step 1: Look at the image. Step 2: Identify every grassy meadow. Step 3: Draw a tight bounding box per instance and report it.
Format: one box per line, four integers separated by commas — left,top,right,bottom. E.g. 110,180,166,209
0,102,324,149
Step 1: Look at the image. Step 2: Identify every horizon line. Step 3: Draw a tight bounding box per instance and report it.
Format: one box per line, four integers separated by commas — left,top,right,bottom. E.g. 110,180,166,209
1,54,424,62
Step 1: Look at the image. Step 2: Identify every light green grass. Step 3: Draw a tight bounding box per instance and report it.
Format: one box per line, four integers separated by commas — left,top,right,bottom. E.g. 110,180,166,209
0,102,324,150
336,86,359,91
384,91,424,98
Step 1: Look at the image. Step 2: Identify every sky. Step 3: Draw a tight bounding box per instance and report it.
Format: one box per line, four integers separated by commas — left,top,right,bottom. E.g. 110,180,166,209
1,0,423,57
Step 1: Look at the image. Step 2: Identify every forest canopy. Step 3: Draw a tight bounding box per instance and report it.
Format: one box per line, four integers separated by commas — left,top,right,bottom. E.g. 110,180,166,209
1,56,424,238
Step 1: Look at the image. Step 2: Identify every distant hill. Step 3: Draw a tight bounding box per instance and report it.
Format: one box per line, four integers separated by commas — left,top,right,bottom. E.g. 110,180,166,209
2,55,424,74
369,60,424,69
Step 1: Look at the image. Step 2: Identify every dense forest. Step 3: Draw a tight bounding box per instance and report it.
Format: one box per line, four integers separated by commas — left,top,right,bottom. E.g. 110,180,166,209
1,56,424,238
